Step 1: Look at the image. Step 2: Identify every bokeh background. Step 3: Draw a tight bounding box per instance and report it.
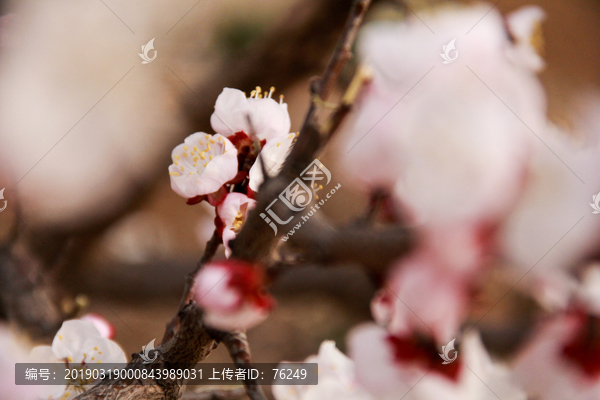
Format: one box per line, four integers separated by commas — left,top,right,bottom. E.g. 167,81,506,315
0,0,599,396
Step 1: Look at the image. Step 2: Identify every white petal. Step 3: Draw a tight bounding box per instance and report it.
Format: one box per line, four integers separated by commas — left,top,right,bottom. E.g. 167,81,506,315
169,132,238,198
246,98,291,142
211,88,250,135
506,6,545,71
249,133,295,191
52,320,102,362
29,345,58,363
79,336,127,364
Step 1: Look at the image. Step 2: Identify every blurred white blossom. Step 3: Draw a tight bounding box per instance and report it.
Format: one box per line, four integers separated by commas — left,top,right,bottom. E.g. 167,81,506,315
273,341,373,400
348,325,525,400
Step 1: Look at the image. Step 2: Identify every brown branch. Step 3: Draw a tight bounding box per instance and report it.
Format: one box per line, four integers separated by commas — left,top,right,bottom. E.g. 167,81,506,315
181,388,246,400
0,211,81,340
162,231,222,344
76,304,217,400
207,330,265,400
284,217,415,274
77,1,375,399
231,0,373,264
318,0,371,101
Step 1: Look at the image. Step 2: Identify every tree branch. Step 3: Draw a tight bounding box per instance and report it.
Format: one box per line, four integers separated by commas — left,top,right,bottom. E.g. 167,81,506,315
207,330,265,400
162,231,222,344
77,1,376,399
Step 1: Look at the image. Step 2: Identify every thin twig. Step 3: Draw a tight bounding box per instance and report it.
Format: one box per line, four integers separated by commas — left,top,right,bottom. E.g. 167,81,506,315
162,230,222,343
317,0,372,101
208,330,266,400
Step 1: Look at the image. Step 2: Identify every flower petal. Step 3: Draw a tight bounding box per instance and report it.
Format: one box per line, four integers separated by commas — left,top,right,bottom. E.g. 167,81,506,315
52,320,102,362
249,133,295,191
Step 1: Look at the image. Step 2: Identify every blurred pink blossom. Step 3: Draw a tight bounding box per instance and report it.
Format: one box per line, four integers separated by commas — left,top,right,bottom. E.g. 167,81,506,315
193,260,274,331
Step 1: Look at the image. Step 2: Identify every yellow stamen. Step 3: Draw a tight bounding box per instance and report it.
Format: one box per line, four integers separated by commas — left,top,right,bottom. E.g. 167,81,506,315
203,162,209,168
169,172,180,176
231,210,245,233
209,155,214,160
174,155,180,160
200,151,206,160
277,142,281,147
183,145,189,151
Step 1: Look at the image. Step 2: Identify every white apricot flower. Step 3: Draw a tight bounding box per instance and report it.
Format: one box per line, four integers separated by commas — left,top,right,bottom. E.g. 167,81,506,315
348,325,526,400
340,3,546,226
168,132,238,199
216,192,256,258
248,132,296,192
371,222,492,343
501,122,600,301
273,341,373,400
210,87,291,142
193,260,274,331
29,319,126,400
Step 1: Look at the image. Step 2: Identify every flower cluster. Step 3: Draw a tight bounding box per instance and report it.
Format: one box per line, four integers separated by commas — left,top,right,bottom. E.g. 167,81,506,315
270,3,600,400
169,87,294,331
169,86,295,254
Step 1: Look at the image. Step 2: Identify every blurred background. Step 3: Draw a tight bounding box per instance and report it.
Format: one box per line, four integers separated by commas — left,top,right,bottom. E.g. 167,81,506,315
0,0,598,396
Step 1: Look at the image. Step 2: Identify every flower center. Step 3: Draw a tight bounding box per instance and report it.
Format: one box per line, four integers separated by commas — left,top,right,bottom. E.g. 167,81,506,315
170,134,227,177
231,210,245,233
